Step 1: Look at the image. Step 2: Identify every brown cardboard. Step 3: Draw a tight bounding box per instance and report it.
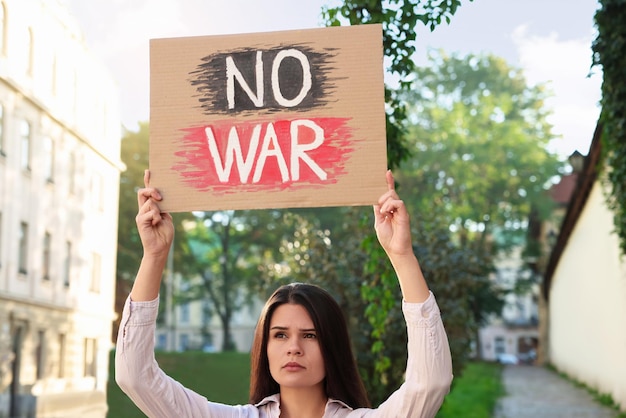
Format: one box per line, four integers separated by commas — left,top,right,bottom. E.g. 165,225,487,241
149,24,387,212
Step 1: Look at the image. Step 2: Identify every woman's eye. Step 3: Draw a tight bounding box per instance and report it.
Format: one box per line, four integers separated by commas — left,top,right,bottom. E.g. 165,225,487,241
273,332,287,339
304,333,317,339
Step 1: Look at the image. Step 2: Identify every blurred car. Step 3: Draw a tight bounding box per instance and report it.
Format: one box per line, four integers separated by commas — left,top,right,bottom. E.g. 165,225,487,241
496,353,519,365
202,344,217,353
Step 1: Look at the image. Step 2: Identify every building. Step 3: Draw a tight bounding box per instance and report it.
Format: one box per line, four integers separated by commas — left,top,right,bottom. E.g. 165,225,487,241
543,124,626,412
478,245,540,364
0,0,122,416
477,151,584,365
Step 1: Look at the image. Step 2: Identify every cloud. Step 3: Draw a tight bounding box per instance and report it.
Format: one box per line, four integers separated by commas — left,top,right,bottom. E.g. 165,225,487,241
90,0,187,58
512,25,602,156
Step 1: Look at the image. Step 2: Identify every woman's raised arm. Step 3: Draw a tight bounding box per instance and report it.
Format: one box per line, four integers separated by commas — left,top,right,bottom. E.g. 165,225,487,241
129,170,174,301
373,170,430,303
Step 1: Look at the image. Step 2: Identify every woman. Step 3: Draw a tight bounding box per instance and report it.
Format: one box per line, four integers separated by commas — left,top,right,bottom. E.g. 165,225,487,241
115,170,453,417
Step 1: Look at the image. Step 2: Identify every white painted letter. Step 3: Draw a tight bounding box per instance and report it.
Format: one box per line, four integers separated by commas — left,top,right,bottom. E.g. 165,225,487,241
290,120,327,181
205,125,262,183
271,49,312,107
226,51,264,109
253,123,289,183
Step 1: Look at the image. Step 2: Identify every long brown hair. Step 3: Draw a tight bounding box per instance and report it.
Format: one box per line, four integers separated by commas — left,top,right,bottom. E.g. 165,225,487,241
249,283,370,408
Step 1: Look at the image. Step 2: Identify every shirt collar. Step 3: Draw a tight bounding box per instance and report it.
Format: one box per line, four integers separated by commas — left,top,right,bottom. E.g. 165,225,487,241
255,394,353,411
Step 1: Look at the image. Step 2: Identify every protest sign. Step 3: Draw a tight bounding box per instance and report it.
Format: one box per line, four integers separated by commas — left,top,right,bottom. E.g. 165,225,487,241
150,24,386,212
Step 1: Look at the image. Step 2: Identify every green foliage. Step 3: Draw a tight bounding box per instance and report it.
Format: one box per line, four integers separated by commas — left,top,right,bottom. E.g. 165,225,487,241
435,361,504,418
323,0,468,77
323,0,472,170
182,209,286,351
108,350,250,417
592,0,626,256
399,51,562,247
261,206,497,405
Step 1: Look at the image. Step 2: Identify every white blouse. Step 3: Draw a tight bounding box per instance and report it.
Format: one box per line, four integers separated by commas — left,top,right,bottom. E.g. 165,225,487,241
115,291,453,417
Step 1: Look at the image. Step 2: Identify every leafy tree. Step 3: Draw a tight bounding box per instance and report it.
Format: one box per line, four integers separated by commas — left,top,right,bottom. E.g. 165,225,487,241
593,0,626,256
182,209,286,351
398,51,562,249
396,51,563,355
324,0,472,169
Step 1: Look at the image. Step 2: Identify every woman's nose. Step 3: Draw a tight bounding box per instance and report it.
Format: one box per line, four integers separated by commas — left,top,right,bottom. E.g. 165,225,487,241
287,340,302,355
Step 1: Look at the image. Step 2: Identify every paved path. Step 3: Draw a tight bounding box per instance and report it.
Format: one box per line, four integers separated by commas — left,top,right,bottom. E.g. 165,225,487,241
494,365,620,418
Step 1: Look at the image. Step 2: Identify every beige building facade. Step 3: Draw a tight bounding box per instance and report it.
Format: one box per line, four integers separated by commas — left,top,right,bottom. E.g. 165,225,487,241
544,126,626,412
0,0,122,416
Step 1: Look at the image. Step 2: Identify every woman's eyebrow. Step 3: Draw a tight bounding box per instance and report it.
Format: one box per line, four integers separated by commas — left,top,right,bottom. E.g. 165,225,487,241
269,326,316,332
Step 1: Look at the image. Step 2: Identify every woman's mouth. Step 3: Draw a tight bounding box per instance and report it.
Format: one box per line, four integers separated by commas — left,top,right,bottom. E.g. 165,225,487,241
283,362,305,371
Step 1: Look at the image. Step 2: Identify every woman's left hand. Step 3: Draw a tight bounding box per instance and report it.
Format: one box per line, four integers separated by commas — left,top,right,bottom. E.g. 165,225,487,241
373,170,414,258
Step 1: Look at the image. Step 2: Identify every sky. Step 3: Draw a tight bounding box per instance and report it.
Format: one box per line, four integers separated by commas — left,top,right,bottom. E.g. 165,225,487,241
64,0,602,158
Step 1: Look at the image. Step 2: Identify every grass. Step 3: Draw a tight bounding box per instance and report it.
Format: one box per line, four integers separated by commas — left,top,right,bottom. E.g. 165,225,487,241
107,350,251,418
108,352,504,418
436,361,504,418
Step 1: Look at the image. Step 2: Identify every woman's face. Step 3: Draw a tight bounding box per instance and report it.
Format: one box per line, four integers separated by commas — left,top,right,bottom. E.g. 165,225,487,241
267,303,326,391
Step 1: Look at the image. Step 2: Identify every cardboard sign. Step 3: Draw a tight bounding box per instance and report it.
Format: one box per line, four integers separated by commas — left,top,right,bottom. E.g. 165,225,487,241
149,24,387,212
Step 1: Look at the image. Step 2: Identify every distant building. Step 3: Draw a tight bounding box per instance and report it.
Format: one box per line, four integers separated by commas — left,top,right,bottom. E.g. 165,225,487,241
478,245,540,364
0,0,122,417
478,152,583,365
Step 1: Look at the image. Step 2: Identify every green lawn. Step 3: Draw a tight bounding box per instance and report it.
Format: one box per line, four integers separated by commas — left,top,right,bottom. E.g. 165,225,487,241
436,361,504,418
107,350,251,418
108,351,502,418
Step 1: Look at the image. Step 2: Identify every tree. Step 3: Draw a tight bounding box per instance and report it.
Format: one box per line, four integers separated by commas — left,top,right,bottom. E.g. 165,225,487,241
593,0,626,256
397,50,563,356
324,0,472,169
399,51,562,250
183,209,286,351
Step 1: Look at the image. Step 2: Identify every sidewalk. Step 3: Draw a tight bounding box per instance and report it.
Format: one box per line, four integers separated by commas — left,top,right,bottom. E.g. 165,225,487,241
494,365,620,418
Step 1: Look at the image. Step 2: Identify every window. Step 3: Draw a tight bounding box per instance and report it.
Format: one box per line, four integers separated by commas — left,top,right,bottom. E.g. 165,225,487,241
156,334,167,351
0,212,2,267
90,252,101,293
42,232,51,280
83,338,97,377
19,120,31,171
180,303,190,324
43,137,54,182
35,330,46,379
18,222,28,274
51,55,58,96
91,173,103,210
0,105,5,155
27,27,34,75
58,334,66,378
68,153,76,195
179,334,189,352
494,336,506,355
0,2,6,56
63,241,71,287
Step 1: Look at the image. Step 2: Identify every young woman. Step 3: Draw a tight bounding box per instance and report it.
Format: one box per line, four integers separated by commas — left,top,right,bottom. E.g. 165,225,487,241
115,170,453,417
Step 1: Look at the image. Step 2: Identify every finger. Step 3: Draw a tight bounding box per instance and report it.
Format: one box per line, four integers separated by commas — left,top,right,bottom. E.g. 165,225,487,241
144,169,150,188
137,187,160,209
380,198,405,216
386,169,395,191
136,207,161,228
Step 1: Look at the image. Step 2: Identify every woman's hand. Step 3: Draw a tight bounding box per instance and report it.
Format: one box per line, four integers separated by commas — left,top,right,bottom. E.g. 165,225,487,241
374,170,429,303
373,170,413,259
136,170,174,260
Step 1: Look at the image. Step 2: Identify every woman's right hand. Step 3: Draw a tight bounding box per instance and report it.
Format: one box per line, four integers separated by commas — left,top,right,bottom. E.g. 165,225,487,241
136,170,174,260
